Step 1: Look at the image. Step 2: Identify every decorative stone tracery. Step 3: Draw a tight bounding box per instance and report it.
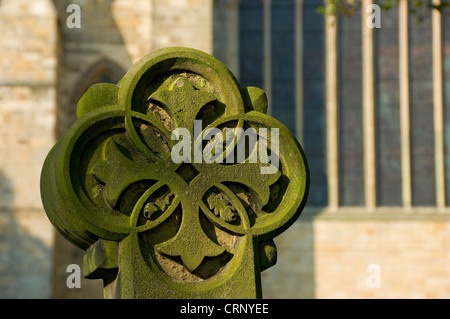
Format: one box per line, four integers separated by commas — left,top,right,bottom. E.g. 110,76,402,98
40,47,309,298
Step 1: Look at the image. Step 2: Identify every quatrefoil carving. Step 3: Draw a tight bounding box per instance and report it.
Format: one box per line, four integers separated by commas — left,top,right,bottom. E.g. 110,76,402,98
41,48,309,298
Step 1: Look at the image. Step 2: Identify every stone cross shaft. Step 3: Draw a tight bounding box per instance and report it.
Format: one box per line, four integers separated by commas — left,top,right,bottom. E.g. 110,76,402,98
40,47,309,299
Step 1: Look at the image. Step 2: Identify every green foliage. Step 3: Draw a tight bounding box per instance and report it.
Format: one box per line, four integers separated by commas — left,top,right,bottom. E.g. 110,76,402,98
316,0,360,17
316,0,450,22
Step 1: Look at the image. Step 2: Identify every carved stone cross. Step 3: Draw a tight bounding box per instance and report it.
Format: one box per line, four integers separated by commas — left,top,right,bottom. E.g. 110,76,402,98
40,48,309,299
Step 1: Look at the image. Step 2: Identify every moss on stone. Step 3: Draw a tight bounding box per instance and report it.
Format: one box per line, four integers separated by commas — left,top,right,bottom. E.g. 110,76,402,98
40,47,309,299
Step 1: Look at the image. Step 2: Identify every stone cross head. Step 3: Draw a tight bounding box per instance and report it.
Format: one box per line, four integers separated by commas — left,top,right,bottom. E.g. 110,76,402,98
40,47,309,299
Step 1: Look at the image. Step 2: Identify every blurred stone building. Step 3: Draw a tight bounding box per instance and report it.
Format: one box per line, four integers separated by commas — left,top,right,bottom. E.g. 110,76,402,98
1,0,450,298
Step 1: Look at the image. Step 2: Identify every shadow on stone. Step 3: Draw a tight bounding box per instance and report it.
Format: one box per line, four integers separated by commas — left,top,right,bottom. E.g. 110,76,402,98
0,171,53,298
260,212,315,299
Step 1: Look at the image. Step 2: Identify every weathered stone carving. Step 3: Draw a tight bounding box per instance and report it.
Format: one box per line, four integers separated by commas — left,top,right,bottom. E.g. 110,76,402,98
40,47,309,298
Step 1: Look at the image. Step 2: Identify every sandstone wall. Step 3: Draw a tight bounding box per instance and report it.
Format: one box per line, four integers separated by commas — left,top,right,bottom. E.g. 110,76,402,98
0,0,57,298
263,209,450,299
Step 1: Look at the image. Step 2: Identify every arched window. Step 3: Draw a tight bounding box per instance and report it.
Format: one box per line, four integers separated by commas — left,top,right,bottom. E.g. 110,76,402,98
64,59,125,130
75,59,125,102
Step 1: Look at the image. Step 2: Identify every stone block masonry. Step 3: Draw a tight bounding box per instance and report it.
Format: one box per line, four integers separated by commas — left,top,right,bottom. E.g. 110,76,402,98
0,0,58,298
